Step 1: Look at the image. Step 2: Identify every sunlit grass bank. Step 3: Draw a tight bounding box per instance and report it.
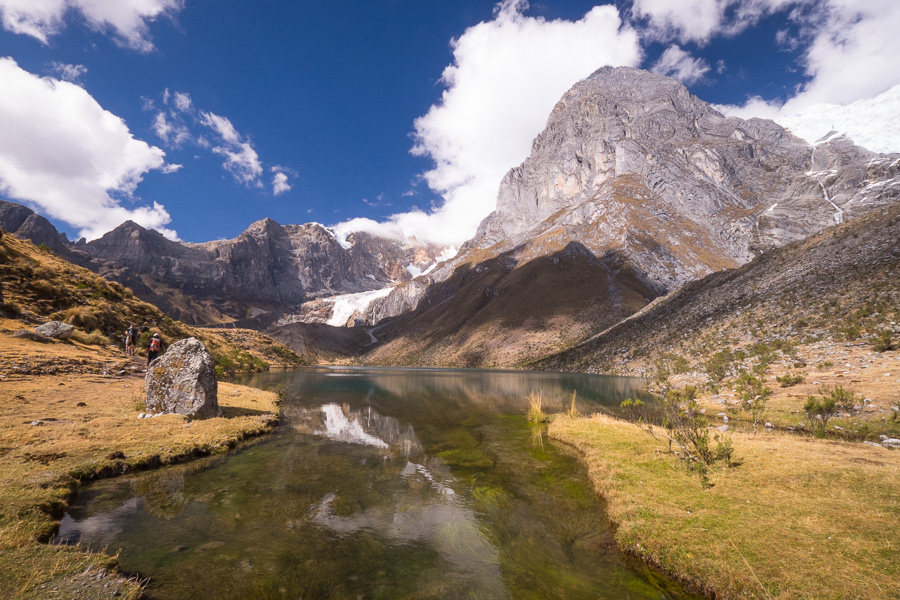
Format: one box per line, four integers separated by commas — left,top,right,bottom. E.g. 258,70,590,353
0,376,280,599
550,414,900,600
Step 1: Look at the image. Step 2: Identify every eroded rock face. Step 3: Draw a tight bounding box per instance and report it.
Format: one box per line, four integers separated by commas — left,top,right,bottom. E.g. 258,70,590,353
145,338,220,419
35,321,75,339
364,66,900,325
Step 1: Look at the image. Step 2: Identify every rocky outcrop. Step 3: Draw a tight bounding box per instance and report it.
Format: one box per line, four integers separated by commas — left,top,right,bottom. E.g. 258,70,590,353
0,201,73,255
35,321,75,339
144,337,220,419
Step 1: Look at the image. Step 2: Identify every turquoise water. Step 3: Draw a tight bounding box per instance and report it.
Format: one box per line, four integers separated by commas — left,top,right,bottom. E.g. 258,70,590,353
56,367,699,599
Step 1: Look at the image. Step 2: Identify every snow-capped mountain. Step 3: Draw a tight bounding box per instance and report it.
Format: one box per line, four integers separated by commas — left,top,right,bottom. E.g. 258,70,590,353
775,84,900,154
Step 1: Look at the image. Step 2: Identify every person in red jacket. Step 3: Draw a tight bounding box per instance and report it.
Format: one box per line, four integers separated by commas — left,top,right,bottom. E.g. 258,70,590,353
147,333,162,366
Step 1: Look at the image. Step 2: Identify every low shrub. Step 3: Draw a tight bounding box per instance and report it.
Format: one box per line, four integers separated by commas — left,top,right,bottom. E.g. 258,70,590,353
776,371,805,387
619,398,646,422
71,329,112,347
0,301,22,316
642,386,733,487
63,306,100,331
874,329,894,352
734,370,771,433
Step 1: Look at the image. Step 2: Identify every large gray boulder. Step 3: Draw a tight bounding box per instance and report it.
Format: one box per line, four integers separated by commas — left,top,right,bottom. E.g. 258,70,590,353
35,321,75,339
144,337,220,419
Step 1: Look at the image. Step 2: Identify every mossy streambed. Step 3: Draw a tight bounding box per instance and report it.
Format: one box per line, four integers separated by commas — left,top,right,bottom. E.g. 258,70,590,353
55,367,699,599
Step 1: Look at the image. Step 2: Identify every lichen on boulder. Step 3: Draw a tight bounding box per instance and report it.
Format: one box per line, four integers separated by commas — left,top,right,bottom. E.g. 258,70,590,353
144,337,220,419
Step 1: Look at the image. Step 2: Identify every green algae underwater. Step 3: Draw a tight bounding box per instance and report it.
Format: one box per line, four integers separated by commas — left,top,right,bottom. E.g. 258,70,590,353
56,367,701,599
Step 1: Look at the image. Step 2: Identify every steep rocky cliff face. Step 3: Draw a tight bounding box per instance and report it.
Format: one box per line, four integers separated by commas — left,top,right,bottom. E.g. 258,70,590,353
0,200,444,326
359,66,899,367
0,201,72,255
371,68,898,323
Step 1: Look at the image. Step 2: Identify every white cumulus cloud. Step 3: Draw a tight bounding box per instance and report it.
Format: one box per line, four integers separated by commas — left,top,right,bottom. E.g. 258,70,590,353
0,0,183,51
147,92,284,191
333,0,642,246
632,0,798,44
0,57,178,240
47,61,87,83
272,171,291,196
704,0,900,152
199,111,242,145
651,45,709,84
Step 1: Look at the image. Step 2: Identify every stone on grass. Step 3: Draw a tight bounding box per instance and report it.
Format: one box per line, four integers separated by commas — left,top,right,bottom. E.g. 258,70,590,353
13,329,51,343
35,320,75,339
144,337,220,419
882,438,900,449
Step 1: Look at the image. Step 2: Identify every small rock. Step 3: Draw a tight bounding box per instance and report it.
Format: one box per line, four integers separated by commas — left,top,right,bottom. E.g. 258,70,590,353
879,435,888,440
881,438,900,448
863,441,883,448
137,413,145,419
30,419,44,426
716,425,730,432
764,422,774,429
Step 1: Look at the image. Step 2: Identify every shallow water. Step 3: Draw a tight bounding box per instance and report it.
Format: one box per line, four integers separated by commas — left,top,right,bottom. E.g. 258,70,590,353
56,367,700,599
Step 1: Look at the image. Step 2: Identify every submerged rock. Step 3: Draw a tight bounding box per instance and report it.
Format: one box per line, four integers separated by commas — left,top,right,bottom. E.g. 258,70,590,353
145,337,220,419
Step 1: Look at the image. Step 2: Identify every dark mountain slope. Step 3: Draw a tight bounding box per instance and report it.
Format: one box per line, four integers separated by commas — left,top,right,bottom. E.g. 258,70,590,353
533,202,900,375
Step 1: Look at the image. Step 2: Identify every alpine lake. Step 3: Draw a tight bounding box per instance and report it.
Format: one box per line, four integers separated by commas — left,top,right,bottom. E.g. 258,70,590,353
55,367,702,600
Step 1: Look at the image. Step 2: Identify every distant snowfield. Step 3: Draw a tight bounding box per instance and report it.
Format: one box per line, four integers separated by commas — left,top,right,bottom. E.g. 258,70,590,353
774,85,900,154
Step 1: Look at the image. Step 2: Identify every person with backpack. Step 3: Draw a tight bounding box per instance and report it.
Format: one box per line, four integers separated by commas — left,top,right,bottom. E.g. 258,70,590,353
147,333,162,366
124,323,137,356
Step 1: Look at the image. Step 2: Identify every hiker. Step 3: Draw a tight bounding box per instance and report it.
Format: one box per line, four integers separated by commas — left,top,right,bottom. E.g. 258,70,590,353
147,333,162,366
124,323,137,356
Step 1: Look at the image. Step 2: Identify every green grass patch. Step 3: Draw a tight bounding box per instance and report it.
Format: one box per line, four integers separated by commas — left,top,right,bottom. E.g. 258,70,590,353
550,414,900,600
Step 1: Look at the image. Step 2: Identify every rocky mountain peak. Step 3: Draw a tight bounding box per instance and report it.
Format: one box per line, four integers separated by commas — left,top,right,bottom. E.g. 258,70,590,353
363,68,898,343
465,67,896,290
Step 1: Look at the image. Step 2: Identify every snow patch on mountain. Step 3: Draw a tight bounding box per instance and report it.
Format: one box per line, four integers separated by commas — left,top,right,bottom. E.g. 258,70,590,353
327,287,394,326
406,245,459,278
774,85,900,154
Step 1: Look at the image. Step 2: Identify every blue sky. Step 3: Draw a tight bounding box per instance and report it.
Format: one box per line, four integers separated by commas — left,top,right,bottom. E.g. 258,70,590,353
1,1,898,246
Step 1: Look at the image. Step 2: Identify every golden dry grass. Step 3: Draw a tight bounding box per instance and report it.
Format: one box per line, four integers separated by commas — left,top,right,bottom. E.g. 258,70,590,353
0,330,280,599
550,414,900,600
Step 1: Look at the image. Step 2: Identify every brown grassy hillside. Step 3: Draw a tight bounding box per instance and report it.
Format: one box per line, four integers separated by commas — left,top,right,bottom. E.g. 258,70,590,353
0,231,305,375
362,242,657,368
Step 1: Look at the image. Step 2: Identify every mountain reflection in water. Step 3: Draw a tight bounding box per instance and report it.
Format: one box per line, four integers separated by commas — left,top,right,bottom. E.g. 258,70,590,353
54,367,698,600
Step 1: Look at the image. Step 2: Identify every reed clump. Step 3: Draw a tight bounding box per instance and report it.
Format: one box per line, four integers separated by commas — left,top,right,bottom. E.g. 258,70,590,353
526,390,546,423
